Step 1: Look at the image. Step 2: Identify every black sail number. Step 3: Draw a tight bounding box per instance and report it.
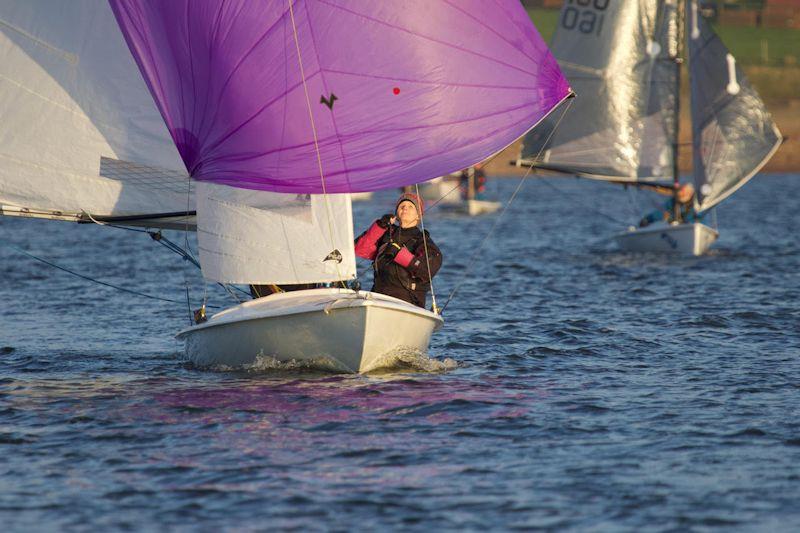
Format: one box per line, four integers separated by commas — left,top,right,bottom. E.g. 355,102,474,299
561,0,609,36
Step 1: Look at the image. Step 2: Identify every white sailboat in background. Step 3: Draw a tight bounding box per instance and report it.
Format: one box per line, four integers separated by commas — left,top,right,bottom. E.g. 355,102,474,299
349,192,374,202
418,167,502,216
517,0,782,256
1,1,569,372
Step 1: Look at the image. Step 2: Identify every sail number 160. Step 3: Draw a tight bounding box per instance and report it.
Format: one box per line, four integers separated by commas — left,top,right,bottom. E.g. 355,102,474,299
561,0,609,36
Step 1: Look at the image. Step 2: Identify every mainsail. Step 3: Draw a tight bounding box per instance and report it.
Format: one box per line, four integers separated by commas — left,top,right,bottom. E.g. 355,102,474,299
520,0,679,184
109,0,570,193
687,0,782,212
0,0,192,227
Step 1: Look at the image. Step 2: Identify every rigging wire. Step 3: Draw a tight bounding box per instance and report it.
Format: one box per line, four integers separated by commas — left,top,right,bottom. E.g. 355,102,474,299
414,182,439,314
440,97,575,313
183,178,197,323
84,211,249,302
288,0,347,285
425,181,463,213
535,178,630,227
1,237,214,307
625,184,643,222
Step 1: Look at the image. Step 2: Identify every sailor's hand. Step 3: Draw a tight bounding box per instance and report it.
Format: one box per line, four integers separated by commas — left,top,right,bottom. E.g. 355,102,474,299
377,213,395,228
385,242,403,259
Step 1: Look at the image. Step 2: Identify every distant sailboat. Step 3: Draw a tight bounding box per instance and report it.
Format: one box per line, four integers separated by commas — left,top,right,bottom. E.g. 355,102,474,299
516,0,782,255
349,192,374,202
1,0,570,371
419,166,502,216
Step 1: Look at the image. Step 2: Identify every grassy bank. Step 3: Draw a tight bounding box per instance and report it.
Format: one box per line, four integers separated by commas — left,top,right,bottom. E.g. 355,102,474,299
527,8,800,101
527,7,800,65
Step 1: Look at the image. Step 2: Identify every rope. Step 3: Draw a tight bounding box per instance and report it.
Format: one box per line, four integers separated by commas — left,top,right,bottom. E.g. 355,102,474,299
287,0,346,284
1,238,212,306
414,183,438,313
535,178,630,227
440,169,531,313
85,212,249,303
441,98,575,313
183,179,195,318
425,181,462,212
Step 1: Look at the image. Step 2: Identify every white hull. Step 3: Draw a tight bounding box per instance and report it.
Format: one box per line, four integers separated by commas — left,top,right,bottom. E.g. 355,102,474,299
418,176,461,205
176,288,443,373
466,199,502,216
613,222,718,256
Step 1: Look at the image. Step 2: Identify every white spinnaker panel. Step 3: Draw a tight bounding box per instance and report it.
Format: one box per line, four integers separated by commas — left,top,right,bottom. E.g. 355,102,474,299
197,183,356,285
687,1,782,212
0,0,189,219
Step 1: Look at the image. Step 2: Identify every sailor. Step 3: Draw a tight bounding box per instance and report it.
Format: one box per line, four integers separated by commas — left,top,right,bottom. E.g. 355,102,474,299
459,163,487,200
250,283,317,299
354,193,442,309
639,183,702,227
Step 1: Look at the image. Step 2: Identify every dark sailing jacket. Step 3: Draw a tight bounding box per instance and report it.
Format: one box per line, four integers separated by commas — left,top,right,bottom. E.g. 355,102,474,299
641,197,703,226
354,221,442,308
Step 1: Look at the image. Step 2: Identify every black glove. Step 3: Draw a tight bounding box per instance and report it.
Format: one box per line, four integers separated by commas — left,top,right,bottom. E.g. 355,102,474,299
384,241,403,259
376,213,394,229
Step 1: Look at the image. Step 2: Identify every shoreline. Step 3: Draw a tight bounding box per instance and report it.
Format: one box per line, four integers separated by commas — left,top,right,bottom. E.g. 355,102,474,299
486,102,800,176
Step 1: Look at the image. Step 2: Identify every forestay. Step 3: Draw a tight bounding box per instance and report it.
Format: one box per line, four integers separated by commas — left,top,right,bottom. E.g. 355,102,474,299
687,0,782,212
196,183,355,284
109,0,571,193
0,0,191,226
521,0,679,184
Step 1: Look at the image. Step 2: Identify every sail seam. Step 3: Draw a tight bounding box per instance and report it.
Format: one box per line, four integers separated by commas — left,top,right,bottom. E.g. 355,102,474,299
318,68,542,91
314,0,542,78
442,0,542,67
302,0,353,192
0,18,78,64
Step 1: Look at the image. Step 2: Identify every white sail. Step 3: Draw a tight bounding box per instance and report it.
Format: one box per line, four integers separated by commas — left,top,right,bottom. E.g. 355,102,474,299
196,182,356,285
521,0,679,183
687,0,782,212
0,0,191,227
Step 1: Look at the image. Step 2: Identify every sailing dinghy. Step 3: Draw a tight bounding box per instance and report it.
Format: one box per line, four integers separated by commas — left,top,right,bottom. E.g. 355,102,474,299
1,1,570,371
517,0,781,256
419,168,501,216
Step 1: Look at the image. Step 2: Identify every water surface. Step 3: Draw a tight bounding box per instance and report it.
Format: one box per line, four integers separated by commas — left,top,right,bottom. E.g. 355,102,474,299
1,175,799,530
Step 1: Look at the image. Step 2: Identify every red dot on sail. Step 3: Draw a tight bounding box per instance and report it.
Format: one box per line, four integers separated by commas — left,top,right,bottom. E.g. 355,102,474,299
393,87,400,95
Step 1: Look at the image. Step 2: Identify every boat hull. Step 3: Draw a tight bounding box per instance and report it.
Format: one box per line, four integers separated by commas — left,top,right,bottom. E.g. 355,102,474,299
176,289,443,373
466,199,501,216
418,176,461,205
613,222,719,256
350,192,373,201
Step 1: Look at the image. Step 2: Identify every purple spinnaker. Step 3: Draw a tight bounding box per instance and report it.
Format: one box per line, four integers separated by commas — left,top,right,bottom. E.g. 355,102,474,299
109,0,569,193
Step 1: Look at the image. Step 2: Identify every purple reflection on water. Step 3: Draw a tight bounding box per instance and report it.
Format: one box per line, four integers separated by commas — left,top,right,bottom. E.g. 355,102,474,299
150,374,550,426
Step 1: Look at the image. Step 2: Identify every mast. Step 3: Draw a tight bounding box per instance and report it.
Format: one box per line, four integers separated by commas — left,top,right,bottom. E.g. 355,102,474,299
672,0,684,222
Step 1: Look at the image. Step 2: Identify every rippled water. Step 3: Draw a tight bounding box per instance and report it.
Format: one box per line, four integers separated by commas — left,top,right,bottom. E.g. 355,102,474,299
1,175,799,530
